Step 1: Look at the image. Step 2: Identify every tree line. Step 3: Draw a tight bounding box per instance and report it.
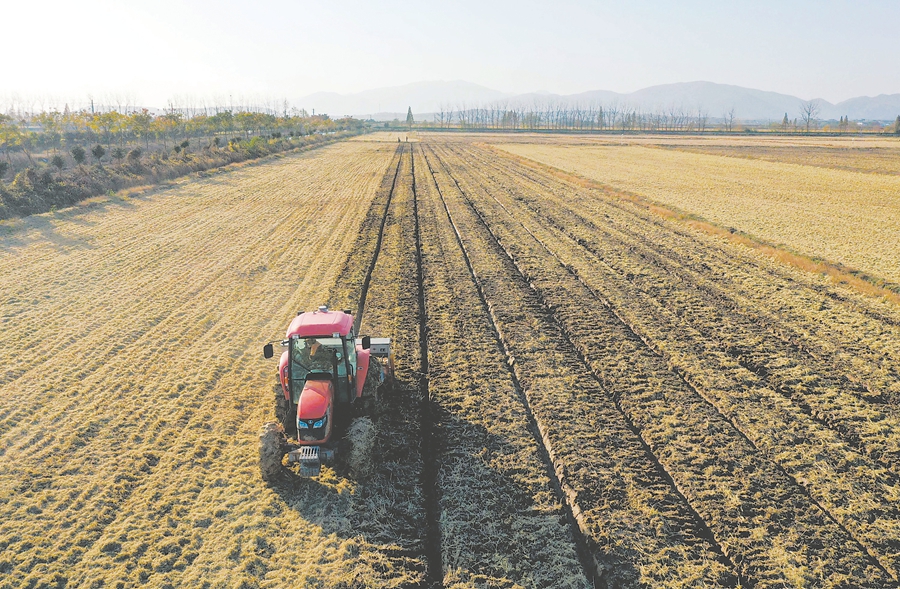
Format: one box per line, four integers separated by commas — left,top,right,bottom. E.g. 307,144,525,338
421,99,899,134
0,106,362,179
0,104,365,219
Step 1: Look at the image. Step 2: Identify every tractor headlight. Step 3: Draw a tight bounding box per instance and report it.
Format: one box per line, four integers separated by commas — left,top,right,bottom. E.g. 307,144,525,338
312,415,327,429
297,420,309,429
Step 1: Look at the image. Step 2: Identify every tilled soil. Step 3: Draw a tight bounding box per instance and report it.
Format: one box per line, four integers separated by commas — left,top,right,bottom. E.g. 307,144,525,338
3,135,900,588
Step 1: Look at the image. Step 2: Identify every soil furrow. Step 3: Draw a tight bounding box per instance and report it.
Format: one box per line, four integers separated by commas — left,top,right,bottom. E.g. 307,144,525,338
414,145,591,588
429,141,895,587
409,146,445,589
423,144,738,587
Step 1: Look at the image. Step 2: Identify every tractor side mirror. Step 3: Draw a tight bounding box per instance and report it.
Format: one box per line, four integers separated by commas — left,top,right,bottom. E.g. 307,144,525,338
263,343,274,359
361,336,371,350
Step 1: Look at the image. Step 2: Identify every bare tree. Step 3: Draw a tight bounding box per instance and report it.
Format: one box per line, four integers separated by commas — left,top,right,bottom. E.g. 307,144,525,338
697,105,708,132
722,107,736,132
800,99,821,132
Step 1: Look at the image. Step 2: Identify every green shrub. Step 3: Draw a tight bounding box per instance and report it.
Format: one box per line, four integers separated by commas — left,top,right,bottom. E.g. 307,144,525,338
91,144,106,164
71,146,86,165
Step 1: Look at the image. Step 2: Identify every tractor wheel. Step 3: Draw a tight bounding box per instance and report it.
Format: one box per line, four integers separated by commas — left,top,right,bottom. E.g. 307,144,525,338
259,421,287,483
274,384,297,437
344,416,376,479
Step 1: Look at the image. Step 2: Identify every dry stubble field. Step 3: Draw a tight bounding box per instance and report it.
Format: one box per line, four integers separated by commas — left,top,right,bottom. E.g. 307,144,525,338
495,138,900,288
3,131,900,588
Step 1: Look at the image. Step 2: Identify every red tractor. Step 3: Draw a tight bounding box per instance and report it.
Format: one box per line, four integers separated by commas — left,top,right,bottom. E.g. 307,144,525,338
259,305,393,480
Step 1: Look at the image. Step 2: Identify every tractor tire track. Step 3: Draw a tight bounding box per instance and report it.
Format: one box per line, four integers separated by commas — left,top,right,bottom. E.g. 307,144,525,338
409,146,445,589
350,143,404,332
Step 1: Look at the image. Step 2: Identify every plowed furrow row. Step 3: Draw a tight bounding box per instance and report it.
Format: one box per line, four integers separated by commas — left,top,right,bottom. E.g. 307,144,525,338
421,145,737,587
479,144,900,402
256,143,431,586
447,143,900,578
413,146,591,588
342,144,431,584
429,142,895,587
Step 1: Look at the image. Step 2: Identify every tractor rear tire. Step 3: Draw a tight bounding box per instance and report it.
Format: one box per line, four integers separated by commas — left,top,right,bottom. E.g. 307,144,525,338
259,421,287,483
344,416,376,479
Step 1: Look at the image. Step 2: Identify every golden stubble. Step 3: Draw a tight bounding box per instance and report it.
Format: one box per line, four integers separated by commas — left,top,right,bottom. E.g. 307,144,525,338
495,142,900,289
0,141,403,588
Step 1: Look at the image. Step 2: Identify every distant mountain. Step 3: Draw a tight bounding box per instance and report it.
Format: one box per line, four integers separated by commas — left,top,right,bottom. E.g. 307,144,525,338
625,82,804,121
299,80,900,122
832,94,900,121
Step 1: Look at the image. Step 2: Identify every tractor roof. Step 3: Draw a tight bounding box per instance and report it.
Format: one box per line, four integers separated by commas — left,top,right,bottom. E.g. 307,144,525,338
286,307,354,338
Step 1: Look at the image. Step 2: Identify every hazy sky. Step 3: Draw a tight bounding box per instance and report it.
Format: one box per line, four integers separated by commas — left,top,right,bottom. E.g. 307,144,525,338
3,0,898,108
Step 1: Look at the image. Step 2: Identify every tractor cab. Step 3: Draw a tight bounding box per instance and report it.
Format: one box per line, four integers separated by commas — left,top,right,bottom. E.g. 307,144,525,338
289,335,355,405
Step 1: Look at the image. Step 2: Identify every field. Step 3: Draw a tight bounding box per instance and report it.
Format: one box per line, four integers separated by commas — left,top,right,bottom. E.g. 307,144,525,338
495,139,900,288
3,132,900,588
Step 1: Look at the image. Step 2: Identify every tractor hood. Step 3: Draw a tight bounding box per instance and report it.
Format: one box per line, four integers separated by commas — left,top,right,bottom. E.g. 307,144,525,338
297,379,332,419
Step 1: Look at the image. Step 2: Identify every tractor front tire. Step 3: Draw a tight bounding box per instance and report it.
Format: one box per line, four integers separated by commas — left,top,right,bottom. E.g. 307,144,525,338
259,421,287,483
344,416,376,479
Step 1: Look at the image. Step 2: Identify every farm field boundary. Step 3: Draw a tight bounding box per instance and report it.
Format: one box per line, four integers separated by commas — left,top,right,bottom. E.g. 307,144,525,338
484,143,900,306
